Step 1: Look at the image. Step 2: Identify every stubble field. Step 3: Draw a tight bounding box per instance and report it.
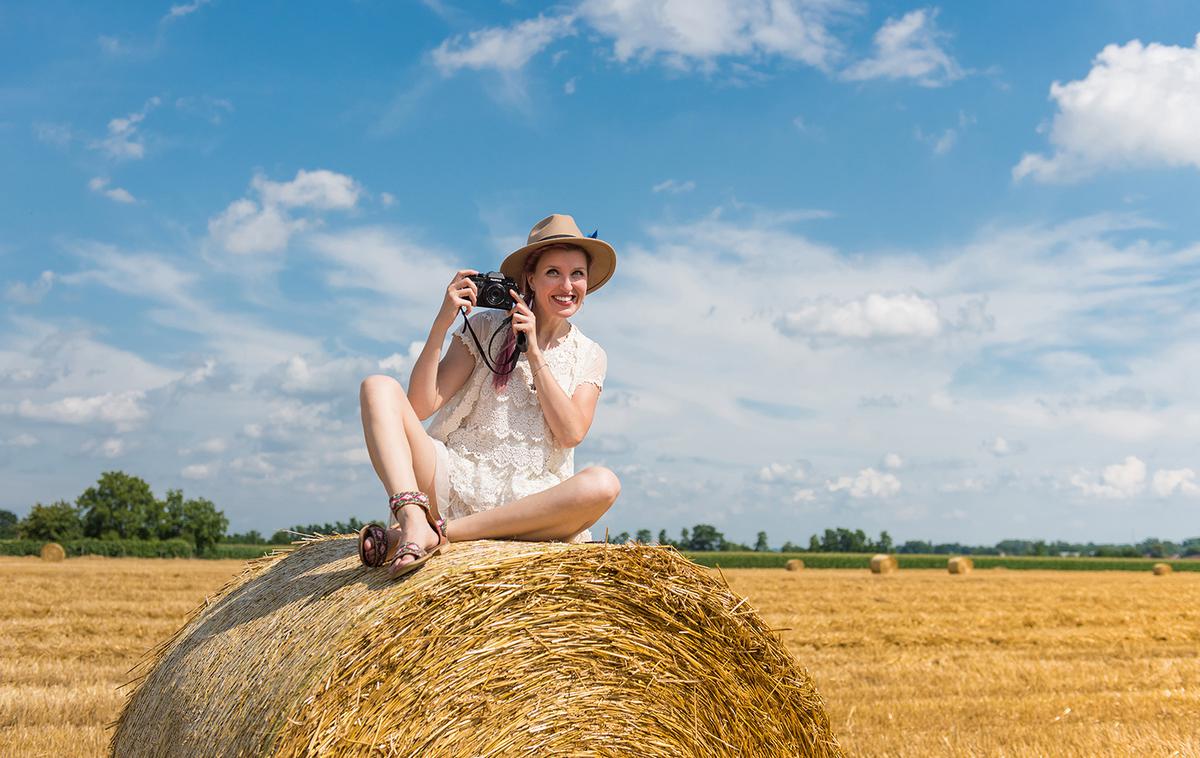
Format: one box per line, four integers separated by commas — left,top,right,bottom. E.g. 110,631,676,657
1,556,1197,757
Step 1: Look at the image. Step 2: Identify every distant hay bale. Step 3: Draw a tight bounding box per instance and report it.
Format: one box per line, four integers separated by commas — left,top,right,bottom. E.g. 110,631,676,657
948,556,974,575
786,558,805,572
869,554,898,574
40,543,65,562
112,537,842,757
1153,562,1173,576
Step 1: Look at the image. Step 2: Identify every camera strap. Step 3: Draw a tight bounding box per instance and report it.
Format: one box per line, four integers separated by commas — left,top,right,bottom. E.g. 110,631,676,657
458,308,520,376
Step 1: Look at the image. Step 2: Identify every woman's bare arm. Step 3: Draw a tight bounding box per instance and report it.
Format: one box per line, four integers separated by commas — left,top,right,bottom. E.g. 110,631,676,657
407,269,479,420
528,356,601,448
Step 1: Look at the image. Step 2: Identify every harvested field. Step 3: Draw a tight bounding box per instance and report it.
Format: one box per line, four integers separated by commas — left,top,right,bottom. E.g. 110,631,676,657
2,556,1199,756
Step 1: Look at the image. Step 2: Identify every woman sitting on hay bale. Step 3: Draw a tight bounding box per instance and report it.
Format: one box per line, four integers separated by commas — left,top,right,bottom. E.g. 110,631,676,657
358,214,621,578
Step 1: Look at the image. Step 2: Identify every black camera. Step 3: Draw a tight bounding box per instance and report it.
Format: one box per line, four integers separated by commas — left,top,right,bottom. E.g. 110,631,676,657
467,271,519,310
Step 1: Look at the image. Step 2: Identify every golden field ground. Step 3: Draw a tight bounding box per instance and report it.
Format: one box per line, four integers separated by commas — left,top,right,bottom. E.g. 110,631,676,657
1,556,1197,757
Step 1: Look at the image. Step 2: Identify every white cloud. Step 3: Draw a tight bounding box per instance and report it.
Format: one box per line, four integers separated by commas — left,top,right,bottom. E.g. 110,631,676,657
1152,468,1200,497
579,0,855,71
828,467,901,498
82,437,125,458
1070,455,1146,498
757,461,808,483
985,436,1026,457
93,98,160,160
431,1,856,76
883,452,903,470
380,192,396,207
174,95,234,125
378,342,426,377
13,391,148,430
208,169,362,255
432,14,576,73
842,8,963,87
88,177,136,204
652,179,696,194
182,463,216,479
778,292,943,340
1014,35,1200,182
564,76,577,94
5,271,55,304
164,0,211,22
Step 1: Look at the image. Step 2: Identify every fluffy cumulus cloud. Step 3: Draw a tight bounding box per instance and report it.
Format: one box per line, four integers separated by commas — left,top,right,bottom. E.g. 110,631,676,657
430,1,857,75
208,169,362,254
11,391,148,430
1152,468,1200,497
1070,456,1147,499
777,292,942,340
93,98,160,160
1014,35,1200,182
5,271,56,304
828,467,902,498
841,8,963,87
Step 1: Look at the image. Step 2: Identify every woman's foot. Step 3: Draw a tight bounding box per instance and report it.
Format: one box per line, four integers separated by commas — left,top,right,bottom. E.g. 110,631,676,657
388,505,442,577
360,524,403,566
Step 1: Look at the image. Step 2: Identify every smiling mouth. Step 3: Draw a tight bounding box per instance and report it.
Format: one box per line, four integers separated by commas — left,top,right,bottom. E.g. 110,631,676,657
552,295,576,304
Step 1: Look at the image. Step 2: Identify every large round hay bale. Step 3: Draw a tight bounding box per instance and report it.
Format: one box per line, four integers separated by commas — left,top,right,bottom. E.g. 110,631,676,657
786,558,805,572
947,556,973,574
869,553,897,574
1153,562,1173,576
112,537,841,757
40,542,65,562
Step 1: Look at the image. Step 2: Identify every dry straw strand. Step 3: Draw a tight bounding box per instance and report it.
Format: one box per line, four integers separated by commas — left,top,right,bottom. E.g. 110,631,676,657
869,554,897,574
40,542,65,562
786,559,804,572
1153,562,1173,576
947,556,974,575
111,537,842,758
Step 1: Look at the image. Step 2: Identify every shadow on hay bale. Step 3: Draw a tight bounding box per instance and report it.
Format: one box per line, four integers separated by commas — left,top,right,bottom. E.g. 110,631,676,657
111,537,841,757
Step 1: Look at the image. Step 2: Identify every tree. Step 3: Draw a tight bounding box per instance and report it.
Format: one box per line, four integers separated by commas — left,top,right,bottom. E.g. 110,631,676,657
687,524,724,551
17,501,84,541
635,529,652,545
657,529,672,547
226,530,265,544
781,541,800,552
808,534,820,551
753,531,770,552
611,531,631,544
0,508,17,539
161,489,228,553
78,471,159,539
875,530,893,552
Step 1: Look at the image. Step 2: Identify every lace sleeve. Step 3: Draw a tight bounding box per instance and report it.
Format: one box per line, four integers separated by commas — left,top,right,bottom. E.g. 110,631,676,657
576,342,607,393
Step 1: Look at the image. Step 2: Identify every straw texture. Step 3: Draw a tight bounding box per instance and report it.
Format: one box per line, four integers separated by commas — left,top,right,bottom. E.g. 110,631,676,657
40,542,65,562
785,559,804,572
1153,562,1173,576
111,537,841,757
869,554,898,574
947,556,974,575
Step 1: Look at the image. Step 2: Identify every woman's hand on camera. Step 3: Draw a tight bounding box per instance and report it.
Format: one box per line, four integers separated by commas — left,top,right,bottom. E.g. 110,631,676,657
442,269,479,317
509,288,538,356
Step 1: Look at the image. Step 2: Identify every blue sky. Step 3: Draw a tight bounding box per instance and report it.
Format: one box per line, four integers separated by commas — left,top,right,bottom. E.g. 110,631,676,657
3,0,1200,546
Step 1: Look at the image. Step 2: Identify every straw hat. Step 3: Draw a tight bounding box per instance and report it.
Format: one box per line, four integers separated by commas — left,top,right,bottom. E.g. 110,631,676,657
500,214,616,294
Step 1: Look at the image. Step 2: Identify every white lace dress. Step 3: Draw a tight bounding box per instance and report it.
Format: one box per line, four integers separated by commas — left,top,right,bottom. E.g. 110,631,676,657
424,308,607,542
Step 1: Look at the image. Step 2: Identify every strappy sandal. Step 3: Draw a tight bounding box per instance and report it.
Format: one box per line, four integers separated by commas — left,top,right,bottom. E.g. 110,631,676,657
386,491,449,578
357,491,445,569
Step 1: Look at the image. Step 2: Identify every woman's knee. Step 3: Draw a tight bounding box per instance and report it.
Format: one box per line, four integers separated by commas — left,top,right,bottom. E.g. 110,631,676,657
360,374,403,404
579,466,621,506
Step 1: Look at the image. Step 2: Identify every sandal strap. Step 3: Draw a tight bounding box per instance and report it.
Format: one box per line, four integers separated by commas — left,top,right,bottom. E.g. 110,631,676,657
395,541,426,560
388,491,429,520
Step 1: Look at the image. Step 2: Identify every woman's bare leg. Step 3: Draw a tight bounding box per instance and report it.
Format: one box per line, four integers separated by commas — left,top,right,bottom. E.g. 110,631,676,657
359,375,441,570
445,466,621,543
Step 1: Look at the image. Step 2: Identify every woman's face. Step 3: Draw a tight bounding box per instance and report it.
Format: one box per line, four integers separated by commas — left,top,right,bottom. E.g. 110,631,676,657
527,246,589,319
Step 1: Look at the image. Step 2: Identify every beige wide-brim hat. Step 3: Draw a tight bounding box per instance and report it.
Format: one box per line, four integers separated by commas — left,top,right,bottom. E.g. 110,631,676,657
500,214,616,294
